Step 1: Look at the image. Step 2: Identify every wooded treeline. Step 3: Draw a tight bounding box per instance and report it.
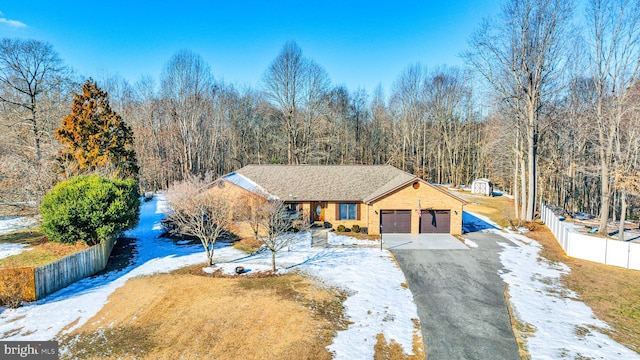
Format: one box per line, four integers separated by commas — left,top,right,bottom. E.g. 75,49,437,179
1,0,639,226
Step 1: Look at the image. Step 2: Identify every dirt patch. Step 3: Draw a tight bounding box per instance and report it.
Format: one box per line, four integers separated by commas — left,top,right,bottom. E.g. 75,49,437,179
233,236,263,254
527,226,640,353
59,271,348,359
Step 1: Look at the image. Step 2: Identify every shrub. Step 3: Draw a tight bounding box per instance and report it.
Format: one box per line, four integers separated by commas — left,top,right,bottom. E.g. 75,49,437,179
351,225,361,233
336,225,346,232
41,175,140,246
0,269,33,308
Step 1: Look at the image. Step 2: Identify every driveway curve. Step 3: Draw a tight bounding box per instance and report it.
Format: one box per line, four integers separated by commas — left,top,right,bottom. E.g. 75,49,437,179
390,231,520,360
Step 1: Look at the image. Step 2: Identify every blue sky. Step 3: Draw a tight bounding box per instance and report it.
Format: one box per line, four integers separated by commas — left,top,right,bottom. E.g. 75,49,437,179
0,1,503,94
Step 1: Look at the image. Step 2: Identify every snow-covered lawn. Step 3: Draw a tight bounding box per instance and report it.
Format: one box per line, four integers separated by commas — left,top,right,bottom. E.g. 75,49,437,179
0,194,421,359
0,216,38,235
488,226,640,359
0,216,39,259
0,243,31,260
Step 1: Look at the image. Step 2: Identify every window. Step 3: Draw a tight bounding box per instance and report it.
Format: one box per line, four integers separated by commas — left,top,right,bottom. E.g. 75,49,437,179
339,203,357,220
286,202,302,219
286,202,301,212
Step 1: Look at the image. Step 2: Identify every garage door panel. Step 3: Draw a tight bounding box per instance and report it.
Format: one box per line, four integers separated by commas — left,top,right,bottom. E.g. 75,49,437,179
381,210,411,233
420,210,450,233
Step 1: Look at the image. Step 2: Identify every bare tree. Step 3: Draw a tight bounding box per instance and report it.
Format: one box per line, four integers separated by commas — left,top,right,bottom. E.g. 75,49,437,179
0,38,66,161
166,177,232,265
262,41,306,164
465,0,575,221
161,50,214,177
301,59,331,163
585,0,640,234
257,201,309,272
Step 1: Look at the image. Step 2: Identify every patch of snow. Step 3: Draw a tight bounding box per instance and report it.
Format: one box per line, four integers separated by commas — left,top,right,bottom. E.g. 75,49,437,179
0,216,38,235
175,240,191,245
328,232,380,246
0,243,31,259
464,239,478,248
574,212,595,220
493,229,640,359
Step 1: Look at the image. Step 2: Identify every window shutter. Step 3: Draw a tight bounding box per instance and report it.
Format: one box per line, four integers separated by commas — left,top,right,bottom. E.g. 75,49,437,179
336,203,340,220
356,203,361,220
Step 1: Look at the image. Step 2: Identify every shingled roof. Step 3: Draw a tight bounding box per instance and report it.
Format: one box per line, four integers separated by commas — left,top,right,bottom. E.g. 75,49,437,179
222,164,418,203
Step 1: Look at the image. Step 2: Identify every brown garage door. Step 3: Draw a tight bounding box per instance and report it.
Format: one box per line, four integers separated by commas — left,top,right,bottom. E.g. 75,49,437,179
381,210,411,233
420,210,451,233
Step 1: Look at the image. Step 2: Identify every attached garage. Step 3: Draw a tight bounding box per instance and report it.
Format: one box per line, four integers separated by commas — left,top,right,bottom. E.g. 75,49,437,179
420,210,451,233
381,210,412,233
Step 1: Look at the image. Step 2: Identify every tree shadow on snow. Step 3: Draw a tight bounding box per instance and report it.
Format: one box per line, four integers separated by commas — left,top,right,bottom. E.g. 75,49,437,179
462,211,499,234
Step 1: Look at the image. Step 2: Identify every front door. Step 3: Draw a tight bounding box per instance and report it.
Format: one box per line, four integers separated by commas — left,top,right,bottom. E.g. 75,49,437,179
312,202,326,222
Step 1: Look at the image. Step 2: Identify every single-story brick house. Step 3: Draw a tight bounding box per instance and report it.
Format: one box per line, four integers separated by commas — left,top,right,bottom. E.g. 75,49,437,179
214,164,466,235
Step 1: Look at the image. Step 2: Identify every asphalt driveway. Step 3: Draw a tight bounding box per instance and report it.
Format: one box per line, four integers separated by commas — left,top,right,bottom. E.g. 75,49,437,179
391,231,520,360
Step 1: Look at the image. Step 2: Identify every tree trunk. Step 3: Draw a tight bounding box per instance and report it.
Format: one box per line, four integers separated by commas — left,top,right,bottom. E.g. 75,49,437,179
30,95,41,161
204,242,214,265
520,152,527,222
526,119,537,221
513,137,520,219
619,190,627,242
599,146,610,235
271,251,276,272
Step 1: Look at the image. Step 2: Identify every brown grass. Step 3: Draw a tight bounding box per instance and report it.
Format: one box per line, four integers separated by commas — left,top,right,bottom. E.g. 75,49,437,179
456,191,515,228
527,225,640,353
0,232,88,269
59,270,349,359
373,328,425,360
0,268,36,305
233,236,263,254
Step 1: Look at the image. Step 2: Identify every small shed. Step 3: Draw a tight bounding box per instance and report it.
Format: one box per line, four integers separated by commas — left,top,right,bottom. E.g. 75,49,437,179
472,178,493,196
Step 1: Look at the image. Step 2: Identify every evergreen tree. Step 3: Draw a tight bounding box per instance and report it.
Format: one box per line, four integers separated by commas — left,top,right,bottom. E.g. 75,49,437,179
55,79,139,178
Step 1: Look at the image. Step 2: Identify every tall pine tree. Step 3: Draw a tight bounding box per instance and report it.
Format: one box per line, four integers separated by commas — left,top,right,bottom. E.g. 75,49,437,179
55,80,139,179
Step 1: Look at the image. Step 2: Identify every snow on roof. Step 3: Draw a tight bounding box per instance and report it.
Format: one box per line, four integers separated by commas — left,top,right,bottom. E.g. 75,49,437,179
222,172,279,201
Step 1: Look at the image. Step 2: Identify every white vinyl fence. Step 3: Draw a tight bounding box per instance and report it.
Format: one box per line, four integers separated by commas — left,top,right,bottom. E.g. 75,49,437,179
541,204,640,270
